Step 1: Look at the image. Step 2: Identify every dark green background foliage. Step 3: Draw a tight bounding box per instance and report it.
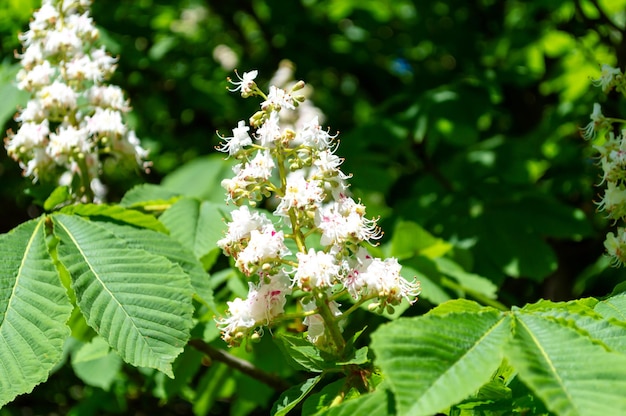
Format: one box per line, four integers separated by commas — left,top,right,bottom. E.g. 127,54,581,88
1,0,625,414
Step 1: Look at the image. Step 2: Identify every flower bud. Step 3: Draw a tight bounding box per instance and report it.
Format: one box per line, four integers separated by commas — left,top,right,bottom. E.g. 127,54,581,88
291,80,305,92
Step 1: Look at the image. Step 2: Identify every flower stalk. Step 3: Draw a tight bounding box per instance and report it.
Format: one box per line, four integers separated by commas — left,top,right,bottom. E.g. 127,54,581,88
584,64,626,266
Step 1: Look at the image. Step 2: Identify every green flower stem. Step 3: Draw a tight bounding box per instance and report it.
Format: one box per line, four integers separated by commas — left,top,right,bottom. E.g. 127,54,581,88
275,144,307,253
335,295,377,322
313,289,346,355
75,153,94,202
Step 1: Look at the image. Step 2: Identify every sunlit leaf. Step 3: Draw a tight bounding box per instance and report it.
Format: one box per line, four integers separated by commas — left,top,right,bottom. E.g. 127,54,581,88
508,311,626,415
0,218,72,407
371,304,511,415
52,214,194,377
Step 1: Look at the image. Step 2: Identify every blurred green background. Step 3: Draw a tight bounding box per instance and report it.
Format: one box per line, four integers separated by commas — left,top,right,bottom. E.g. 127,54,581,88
1,0,625,414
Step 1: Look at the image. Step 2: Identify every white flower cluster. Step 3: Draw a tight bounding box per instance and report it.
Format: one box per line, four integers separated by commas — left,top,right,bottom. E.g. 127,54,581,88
216,70,420,347
584,65,626,265
4,0,149,201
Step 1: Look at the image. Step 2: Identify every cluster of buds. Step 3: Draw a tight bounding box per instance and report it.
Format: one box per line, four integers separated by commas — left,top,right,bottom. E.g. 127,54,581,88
583,64,626,265
4,0,149,202
215,70,420,350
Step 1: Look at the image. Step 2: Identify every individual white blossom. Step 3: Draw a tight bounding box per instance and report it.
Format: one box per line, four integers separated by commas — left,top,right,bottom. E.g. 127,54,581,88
228,69,258,97
17,60,55,90
234,227,290,275
217,120,253,156
86,85,129,110
294,249,342,289
274,171,325,217
240,150,275,180
346,247,420,305
255,111,282,147
311,149,350,182
47,125,90,157
39,81,78,111
86,108,127,137
315,195,382,247
217,272,291,344
593,64,622,93
296,116,337,150
6,120,50,153
217,205,273,251
581,103,610,140
261,85,296,111
597,181,626,220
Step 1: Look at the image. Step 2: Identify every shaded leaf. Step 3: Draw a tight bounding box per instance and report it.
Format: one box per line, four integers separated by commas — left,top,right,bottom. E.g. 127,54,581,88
434,256,497,299
274,333,334,373
315,385,392,416
71,335,122,390
272,375,323,416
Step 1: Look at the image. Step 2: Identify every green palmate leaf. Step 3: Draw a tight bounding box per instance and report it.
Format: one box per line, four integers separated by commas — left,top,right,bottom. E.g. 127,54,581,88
119,183,181,211
51,214,194,377
272,375,323,416
87,220,214,310
371,303,511,416
160,197,230,261
519,299,626,355
508,311,626,415
594,292,626,321
61,203,168,233
0,218,72,407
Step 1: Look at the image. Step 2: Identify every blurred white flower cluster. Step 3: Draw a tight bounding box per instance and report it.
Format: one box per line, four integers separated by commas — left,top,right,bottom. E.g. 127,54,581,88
583,64,626,265
215,70,420,349
4,0,149,202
